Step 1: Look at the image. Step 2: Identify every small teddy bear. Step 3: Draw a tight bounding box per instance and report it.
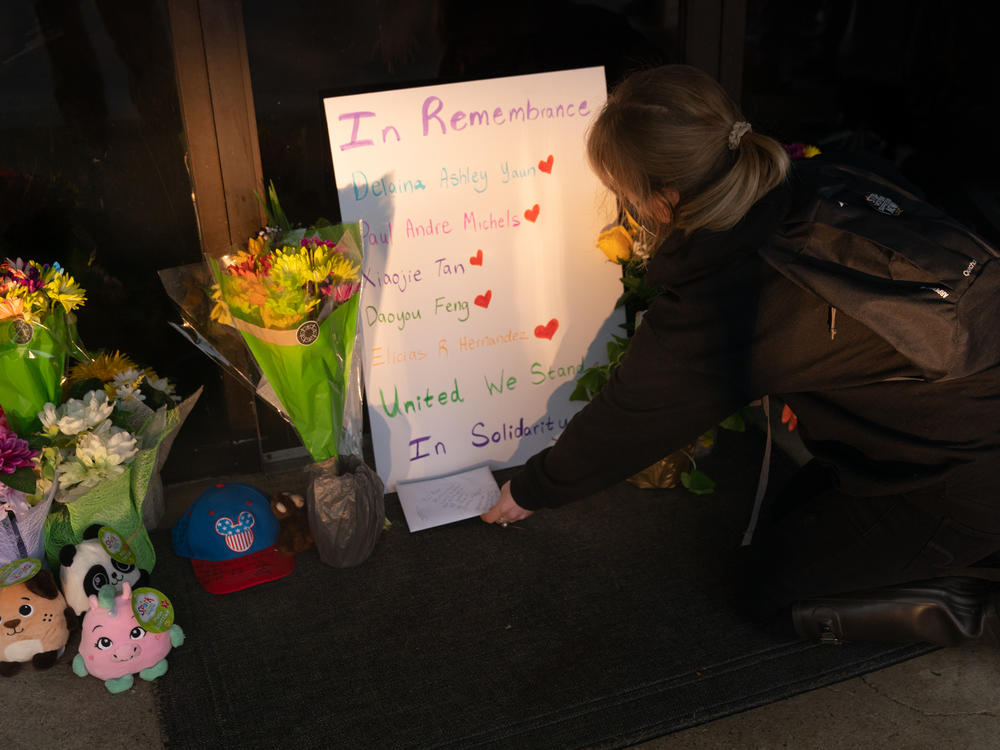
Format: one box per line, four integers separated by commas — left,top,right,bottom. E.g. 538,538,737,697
269,492,313,556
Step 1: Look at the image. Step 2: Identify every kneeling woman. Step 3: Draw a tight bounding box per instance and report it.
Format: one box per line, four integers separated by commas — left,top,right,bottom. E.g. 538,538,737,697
482,64,1000,646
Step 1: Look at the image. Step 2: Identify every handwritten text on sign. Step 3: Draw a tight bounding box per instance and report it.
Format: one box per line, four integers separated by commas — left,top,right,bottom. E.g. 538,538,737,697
324,68,624,491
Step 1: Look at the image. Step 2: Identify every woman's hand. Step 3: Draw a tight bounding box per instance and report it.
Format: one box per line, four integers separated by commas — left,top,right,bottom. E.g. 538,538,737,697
481,480,534,527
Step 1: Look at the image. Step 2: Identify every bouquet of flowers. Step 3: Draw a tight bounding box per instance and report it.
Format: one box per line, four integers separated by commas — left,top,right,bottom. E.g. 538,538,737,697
204,186,363,464
160,186,380,567
41,353,198,570
0,343,198,571
0,258,87,435
0,254,197,572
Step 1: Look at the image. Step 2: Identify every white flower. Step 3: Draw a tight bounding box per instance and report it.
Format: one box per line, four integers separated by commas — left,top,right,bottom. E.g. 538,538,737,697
114,382,146,412
55,458,104,490
41,391,114,436
88,420,139,465
56,423,137,491
146,373,181,403
38,403,61,435
111,368,144,389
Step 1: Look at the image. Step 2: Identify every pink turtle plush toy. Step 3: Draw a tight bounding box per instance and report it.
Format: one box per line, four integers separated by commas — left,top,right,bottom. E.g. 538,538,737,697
73,582,184,693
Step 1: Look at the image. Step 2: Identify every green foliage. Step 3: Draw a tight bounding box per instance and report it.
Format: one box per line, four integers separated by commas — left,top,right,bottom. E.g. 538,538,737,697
680,468,716,495
718,409,747,432
255,180,293,231
616,259,662,319
1,466,36,494
569,332,630,402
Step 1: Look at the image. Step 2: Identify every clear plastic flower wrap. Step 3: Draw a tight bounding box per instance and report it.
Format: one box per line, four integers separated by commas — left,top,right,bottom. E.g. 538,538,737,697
159,188,377,565
157,227,365,463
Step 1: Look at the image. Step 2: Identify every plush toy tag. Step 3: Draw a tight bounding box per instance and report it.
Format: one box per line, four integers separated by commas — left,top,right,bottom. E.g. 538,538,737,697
98,526,136,566
0,557,41,587
132,587,175,633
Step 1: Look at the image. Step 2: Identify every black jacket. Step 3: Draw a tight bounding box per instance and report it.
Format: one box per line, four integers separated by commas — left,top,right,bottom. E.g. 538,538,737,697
510,166,1000,514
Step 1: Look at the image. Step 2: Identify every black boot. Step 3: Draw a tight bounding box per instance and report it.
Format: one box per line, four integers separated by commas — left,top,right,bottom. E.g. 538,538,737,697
792,576,1000,647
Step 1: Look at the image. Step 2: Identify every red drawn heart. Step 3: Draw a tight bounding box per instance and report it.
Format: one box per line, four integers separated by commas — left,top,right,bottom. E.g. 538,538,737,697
524,204,540,222
469,249,483,266
538,154,554,173
534,318,559,340
474,290,492,308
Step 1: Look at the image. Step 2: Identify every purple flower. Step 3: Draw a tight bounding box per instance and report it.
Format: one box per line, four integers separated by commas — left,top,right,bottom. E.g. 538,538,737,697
0,432,37,474
783,142,806,159
1,257,45,292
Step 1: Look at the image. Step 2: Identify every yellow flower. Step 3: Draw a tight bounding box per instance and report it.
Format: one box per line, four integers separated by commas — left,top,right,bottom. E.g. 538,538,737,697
247,235,266,256
803,145,822,159
66,351,138,387
321,250,360,284
208,283,233,325
597,225,634,263
44,272,87,313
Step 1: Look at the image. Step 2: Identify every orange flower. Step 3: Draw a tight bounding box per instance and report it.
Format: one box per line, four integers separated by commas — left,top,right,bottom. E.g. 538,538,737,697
0,296,24,321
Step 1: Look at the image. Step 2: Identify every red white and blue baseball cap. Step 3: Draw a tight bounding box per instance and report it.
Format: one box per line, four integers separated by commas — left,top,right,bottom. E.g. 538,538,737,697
171,482,294,594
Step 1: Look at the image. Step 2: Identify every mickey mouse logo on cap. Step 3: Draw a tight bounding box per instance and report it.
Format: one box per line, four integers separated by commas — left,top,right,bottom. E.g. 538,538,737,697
215,511,255,553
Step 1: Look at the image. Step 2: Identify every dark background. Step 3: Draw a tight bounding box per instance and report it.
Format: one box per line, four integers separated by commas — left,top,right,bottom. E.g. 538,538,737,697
1,0,997,482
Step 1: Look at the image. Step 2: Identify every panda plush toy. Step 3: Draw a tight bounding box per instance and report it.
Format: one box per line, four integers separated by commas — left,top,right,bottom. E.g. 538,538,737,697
58,525,149,615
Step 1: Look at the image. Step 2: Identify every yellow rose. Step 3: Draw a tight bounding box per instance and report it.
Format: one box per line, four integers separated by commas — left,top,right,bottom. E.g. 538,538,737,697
803,145,822,159
596,225,633,262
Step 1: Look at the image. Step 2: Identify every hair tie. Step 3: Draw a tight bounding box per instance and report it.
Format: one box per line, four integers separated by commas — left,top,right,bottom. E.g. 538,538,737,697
728,121,752,150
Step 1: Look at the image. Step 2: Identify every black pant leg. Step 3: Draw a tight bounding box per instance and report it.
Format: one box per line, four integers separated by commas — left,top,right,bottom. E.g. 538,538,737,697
742,463,1000,614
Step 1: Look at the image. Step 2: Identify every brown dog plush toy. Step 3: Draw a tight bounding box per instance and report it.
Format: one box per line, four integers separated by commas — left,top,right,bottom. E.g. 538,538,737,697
0,567,79,676
269,492,313,556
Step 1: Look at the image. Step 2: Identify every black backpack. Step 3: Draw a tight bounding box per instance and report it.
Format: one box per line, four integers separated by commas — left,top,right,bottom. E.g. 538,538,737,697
759,160,1000,381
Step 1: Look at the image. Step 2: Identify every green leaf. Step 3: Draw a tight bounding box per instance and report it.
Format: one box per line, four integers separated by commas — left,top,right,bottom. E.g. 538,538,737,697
680,470,716,495
0,467,37,495
576,370,605,391
622,275,642,291
718,410,746,432
255,180,292,230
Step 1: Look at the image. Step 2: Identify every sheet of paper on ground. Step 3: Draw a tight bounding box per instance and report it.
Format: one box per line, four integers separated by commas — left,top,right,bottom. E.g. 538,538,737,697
396,465,500,532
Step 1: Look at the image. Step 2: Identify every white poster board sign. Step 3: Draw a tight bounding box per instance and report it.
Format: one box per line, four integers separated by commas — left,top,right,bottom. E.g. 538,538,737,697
324,67,624,491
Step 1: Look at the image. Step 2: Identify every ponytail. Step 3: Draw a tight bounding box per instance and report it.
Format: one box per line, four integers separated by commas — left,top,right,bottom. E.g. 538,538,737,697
587,65,790,238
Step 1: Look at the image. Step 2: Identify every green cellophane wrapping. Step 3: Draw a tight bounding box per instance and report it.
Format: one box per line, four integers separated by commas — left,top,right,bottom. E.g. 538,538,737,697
0,307,71,435
239,298,358,462
210,221,363,463
42,403,185,572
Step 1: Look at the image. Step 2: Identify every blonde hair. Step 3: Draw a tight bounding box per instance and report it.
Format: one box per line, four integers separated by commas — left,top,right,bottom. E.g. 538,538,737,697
587,65,790,236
